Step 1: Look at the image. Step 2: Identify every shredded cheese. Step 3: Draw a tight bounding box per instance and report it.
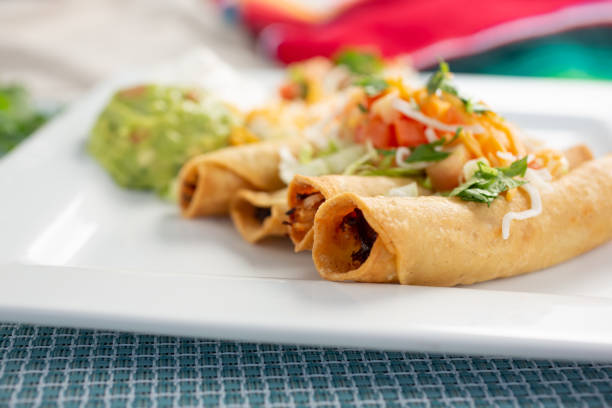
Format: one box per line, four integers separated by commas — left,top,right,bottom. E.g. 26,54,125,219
501,184,542,240
393,98,485,135
496,151,516,162
425,127,438,143
395,147,411,166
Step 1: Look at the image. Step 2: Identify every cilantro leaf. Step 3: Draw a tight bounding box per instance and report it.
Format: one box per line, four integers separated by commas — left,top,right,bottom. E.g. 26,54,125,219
427,62,492,115
449,158,528,205
355,77,389,96
499,156,528,177
446,127,462,145
461,97,489,114
404,138,449,163
333,49,383,75
426,61,458,96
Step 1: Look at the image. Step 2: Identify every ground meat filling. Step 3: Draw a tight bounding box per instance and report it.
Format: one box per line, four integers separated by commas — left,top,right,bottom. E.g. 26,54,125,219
253,206,272,224
180,172,198,209
181,181,196,205
340,208,378,266
286,192,325,239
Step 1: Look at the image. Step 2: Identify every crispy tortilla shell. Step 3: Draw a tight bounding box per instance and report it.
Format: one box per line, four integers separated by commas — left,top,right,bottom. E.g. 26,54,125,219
178,139,301,217
230,189,289,243
313,155,612,286
287,175,422,252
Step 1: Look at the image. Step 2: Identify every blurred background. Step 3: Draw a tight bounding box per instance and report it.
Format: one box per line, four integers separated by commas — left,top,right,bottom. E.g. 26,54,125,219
1,0,612,153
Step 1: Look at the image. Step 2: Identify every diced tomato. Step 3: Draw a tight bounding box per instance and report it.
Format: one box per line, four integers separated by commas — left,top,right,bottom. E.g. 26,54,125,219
279,82,300,100
528,160,544,170
355,115,395,148
393,117,427,147
365,93,385,108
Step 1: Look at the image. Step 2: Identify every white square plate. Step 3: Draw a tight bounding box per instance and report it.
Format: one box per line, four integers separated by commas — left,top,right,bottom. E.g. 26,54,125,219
1,57,612,360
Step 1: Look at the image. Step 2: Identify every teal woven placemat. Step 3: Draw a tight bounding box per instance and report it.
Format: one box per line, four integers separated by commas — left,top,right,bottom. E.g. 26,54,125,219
0,323,611,408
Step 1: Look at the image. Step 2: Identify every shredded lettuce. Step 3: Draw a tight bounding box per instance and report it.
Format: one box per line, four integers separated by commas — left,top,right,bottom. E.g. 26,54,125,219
297,144,314,164
279,142,366,184
342,141,378,175
357,166,423,177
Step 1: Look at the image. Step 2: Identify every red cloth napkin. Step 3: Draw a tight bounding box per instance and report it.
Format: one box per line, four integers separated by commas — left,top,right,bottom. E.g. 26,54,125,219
234,0,612,67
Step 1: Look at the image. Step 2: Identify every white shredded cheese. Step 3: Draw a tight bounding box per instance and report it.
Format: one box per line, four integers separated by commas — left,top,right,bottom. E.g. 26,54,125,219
395,147,411,166
387,182,419,197
395,146,429,171
425,127,438,143
501,184,542,240
392,98,485,134
496,151,516,162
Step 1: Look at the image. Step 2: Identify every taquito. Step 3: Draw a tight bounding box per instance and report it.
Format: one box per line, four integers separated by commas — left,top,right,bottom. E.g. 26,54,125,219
312,155,612,286
564,144,594,169
287,175,425,252
230,189,289,243
179,139,302,217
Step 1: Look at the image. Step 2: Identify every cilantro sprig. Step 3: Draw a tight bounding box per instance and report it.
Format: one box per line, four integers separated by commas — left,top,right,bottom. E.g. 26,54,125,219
355,77,389,96
450,157,528,205
333,49,384,76
404,139,449,163
426,61,489,115
403,128,461,164
426,61,458,96
462,98,489,114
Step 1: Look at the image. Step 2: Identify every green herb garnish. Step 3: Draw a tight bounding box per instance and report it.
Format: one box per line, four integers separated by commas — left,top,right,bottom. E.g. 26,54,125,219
426,61,458,96
426,62,491,115
419,176,433,190
404,138,449,163
0,85,53,156
355,77,389,96
449,157,528,205
461,98,489,114
333,49,384,76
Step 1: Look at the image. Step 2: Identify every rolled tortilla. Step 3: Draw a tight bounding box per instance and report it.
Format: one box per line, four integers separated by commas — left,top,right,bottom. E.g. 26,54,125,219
564,144,594,169
312,155,612,286
178,139,302,217
287,175,423,252
230,189,289,243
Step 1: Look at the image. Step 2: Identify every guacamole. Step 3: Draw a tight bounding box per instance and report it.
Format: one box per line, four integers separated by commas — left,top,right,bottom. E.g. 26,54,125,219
88,84,238,197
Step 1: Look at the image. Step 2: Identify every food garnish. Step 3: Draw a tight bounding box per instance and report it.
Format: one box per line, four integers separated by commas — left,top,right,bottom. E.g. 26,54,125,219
450,157,528,205
333,49,384,76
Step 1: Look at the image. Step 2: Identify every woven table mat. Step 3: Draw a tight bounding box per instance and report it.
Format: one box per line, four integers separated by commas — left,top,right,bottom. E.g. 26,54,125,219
0,323,610,407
